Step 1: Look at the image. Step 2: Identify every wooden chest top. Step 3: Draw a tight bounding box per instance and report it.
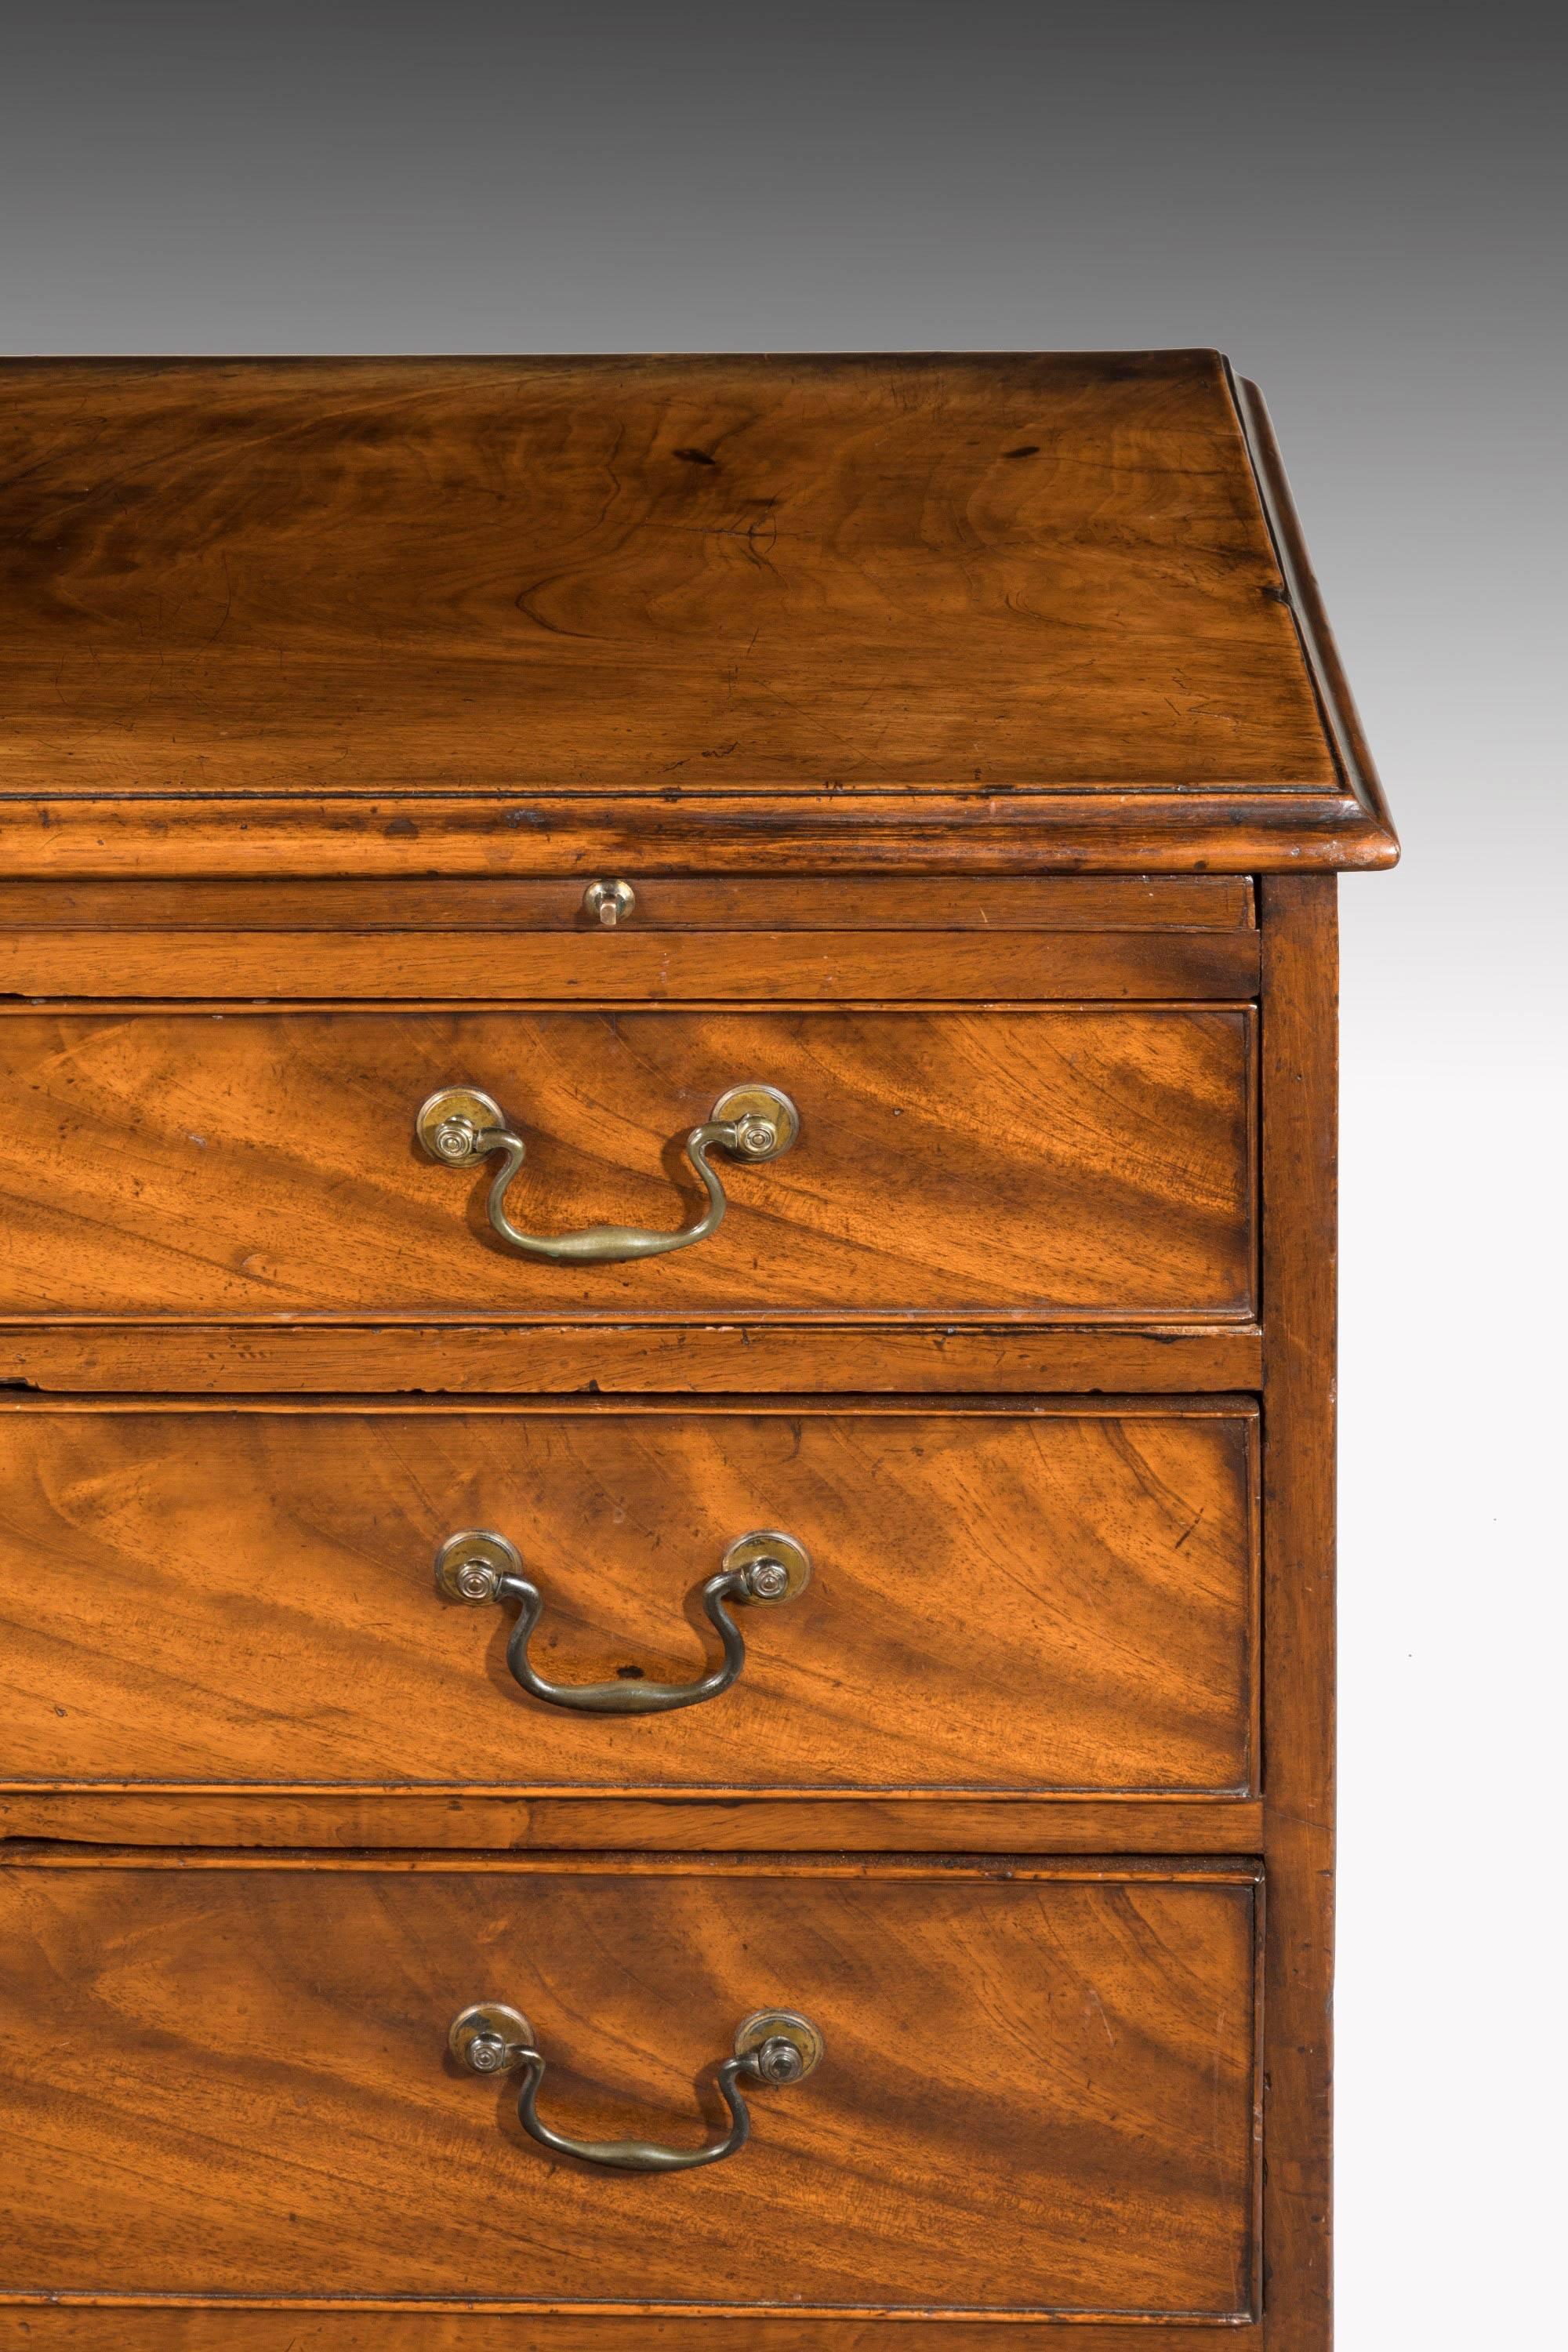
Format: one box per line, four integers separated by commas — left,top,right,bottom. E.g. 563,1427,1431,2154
0,352,1395,873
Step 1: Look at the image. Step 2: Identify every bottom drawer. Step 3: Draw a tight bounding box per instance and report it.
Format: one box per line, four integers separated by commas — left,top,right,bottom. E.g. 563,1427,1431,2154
0,1856,1258,2324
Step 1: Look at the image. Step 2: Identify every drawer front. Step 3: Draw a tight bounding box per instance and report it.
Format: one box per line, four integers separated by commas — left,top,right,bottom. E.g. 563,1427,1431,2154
0,1858,1258,2318
2,1401,1254,1798
0,873,1257,929
0,877,1258,1004
0,1006,1253,1322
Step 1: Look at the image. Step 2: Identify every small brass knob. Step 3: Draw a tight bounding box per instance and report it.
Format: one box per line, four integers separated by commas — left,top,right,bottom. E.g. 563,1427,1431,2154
452,1557,500,1602
434,1530,521,1606
432,1116,480,1163
416,1088,506,1170
583,879,636,927
745,1557,792,1601
753,2034,808,2085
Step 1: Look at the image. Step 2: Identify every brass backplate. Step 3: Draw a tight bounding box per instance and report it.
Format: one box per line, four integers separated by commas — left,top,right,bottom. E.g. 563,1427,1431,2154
434,1528,524,1603
416,1086,506,1163
734,2009,825,2078
448,2002,535,2069
720,1530,812,1602
710,1083,800,1158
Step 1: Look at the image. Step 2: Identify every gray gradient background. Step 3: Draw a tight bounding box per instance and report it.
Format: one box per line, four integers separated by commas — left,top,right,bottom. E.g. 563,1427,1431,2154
2,4,1561,2339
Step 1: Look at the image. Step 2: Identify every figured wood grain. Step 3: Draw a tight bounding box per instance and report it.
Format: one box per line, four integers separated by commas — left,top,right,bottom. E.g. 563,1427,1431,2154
0,1858,1258,2314
0,1007,1255,1323
0,1403,1257,1796
0,362,1388,2350
0,927,1261,1002
0,1322,1265,1392
0,352,1330,799
1258,877,1338,2351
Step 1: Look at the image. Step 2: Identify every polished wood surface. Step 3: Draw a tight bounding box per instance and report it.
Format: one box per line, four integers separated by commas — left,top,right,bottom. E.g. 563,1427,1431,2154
0,361,1387,2346
0,2314,1258,2350
0,782,1398,877
0,1007,1255,1322
0,1401,1256,1795
0,1857,1258,2315
0,874,1257,931
0,1322,1264,1394
0,924,1260,1001
0,352,1327,798
0,875,1261,1000
0,1789,1265,1853
1231,378,1396,857
1258,877,1338,2351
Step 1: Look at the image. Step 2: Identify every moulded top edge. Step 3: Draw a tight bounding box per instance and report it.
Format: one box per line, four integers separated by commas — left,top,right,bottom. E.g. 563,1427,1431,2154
0,350,1392,862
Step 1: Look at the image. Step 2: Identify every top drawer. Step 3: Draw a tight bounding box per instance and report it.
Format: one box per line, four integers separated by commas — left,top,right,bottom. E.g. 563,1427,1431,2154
0,1007,1254,1323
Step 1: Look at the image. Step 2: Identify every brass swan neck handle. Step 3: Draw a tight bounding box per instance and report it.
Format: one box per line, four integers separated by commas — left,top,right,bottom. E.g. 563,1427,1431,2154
449,2003,824,2172
416,1083,799,1265
434,1529,811,1715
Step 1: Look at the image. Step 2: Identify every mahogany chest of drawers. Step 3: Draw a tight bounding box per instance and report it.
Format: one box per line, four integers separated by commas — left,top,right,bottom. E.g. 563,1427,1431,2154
0,351,1396,2350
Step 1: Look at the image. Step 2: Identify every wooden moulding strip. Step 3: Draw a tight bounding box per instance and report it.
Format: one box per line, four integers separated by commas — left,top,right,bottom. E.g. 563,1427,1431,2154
0,1324,1265,1392
0,992,1254,1010
0,1389,1261,1414
0,2301,1262,2331
1229,372,1399,862
0,1850,1261,1879
0,927,1262,1002
0,1794,1268,1853
0,788,1399,878
0,2314,1261,2346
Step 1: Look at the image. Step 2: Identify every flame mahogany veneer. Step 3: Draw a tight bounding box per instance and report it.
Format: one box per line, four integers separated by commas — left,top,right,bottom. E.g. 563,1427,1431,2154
0,351,1392,2347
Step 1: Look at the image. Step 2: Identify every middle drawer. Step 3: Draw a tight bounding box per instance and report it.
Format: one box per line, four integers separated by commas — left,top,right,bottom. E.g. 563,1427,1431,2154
2,1399,1256,1798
